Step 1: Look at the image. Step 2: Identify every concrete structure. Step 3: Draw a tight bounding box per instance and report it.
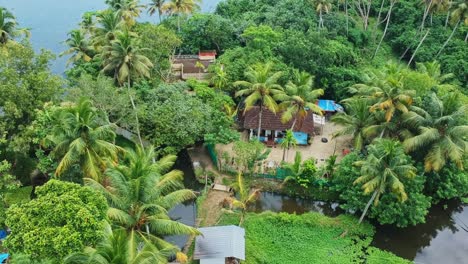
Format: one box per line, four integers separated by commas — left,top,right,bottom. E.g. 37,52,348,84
171,50,217,80
194,225,245,264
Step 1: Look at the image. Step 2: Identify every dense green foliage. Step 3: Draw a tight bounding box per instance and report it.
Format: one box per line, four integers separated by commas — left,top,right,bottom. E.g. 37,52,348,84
4,180,108,261
218,211,410,264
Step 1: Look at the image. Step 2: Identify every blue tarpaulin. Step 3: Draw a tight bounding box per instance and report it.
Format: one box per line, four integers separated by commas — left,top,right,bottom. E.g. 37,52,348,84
0,230,6,240
317,100,344,112
0,253,9,263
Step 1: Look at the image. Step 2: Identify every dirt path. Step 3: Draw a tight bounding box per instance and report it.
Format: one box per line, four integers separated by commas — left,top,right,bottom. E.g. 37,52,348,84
199,190,231,226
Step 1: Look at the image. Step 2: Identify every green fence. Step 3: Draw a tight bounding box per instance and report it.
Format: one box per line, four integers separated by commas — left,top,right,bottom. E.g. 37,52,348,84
206,144,218,169
255,167,289,180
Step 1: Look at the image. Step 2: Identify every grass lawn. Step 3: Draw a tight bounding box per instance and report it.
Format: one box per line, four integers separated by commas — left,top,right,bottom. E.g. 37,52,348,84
4,186,33,206
218,211,410,264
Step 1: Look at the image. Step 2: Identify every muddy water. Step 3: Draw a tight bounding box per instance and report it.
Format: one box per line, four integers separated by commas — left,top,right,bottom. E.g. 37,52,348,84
251,192,468,263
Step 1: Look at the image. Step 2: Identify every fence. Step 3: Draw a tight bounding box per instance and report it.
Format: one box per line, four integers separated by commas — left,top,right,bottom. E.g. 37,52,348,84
254,167,289,180
206,144,219,169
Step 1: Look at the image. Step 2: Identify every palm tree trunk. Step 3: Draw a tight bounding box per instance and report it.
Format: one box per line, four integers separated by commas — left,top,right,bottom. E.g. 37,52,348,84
291,117,297,130
373,1,395,59
159,10,162,24
358,190,378,224
373,0,386,40
345,0,349,35
436,20,460,57
319,9,323,30
444,11,450,28
127,76,144,149
408,29,430,66
420,0,433,31
258,104,263,141
282,147,286,162
177,15,181,32
465,32,467,43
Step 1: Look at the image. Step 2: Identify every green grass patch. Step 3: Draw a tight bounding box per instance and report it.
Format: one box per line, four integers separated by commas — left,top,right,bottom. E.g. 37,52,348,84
218,211,410,264
4,186,33,206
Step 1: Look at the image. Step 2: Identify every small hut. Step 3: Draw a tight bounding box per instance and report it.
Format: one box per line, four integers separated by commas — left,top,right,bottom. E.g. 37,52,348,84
194,225,245,264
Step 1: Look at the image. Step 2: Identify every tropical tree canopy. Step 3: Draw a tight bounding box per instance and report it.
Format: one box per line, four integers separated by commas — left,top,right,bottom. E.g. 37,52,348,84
402,93,468,172
48,99,120,181
276,70,324,130
85,146,200,252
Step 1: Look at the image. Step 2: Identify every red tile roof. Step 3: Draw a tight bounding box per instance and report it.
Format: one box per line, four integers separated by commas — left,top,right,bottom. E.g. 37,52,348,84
240,106,315,134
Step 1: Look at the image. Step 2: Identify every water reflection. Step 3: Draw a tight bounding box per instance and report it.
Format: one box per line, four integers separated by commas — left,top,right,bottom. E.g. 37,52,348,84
372,201,468,263
249,192,343,217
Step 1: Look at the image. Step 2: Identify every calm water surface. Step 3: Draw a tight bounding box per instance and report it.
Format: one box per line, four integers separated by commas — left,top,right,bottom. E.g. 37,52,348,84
252,192,468,264
0,0,221,73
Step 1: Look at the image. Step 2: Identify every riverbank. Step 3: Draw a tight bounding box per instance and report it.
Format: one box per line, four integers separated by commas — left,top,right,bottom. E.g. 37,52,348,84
218,211,410,264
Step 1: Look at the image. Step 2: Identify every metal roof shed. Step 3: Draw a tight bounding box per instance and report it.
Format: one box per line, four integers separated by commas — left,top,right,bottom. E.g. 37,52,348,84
194,225,245,264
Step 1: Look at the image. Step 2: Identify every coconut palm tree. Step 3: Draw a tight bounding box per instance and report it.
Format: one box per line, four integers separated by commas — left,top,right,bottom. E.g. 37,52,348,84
349,65,415,124
93,10,124,49
275,70,324,131
310,0,333,29
437,0,468,56
0,7,29,44
354,139,417,224
50,99,121,181
234,62,284,139
416,60,455,84
280,130,298,162
86,146,200,247
64,223,170,264
402,93,468,172
101,30,153,148
107,0,144,27
61,30,94,66
148,0,167,23
162,0,201,31
229,172,260,225
332,98,376,151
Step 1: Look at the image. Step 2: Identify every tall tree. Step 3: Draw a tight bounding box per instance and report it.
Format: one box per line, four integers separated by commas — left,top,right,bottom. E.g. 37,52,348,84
436,0,467,56
0,7,29,44
332,98,376,151
234,62,283,139
353,0,373,30
353,139,417,224
311,0,332,29
101,30,153,148
85,146,200,249
162,0,201,31
402,93,468,172
93,10,123,49
49,99,121,181
61,30,95,66
276,70,324,131
106,0,144,27
349,65,414,124
148,0,167,23
373,0,398,59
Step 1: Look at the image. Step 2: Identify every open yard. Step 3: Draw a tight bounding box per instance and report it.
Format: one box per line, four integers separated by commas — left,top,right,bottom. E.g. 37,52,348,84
217,122,352,167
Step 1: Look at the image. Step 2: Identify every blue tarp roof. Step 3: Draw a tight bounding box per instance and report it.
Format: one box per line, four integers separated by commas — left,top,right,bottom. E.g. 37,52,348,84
318,100,343,112
0,253,9,263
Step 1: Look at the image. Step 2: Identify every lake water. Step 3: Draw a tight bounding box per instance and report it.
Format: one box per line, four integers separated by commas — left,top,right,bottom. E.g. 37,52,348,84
0,0,222,74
